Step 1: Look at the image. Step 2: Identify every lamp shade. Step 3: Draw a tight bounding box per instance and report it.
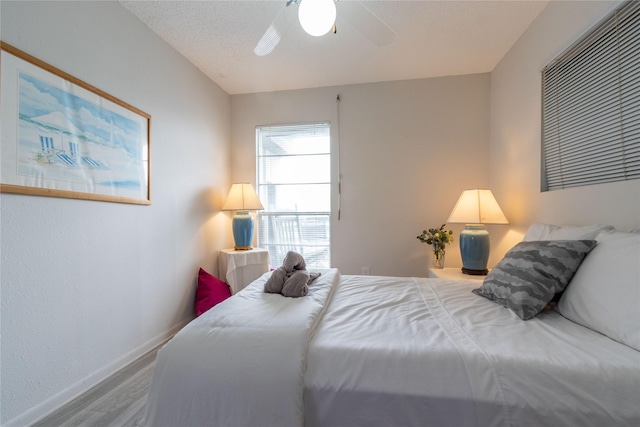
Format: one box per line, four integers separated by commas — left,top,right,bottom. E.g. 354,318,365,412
222,183,263,251
447,189,508,225
298,0,336,37
222,183,264,211
447,189,508,275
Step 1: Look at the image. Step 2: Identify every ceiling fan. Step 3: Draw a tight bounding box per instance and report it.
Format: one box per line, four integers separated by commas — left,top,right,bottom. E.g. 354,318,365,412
254,0,396,56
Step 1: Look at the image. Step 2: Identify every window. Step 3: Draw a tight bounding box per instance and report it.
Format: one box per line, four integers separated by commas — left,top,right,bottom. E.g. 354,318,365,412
256,123,331,269
541,0,640,191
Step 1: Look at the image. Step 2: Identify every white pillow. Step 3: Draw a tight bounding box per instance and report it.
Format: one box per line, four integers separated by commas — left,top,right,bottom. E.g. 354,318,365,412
557,229,640,351
523,223,613,241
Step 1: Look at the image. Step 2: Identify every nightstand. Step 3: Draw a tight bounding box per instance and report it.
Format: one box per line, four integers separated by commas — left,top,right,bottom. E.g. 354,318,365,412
428,267,488,281
219,248,270,294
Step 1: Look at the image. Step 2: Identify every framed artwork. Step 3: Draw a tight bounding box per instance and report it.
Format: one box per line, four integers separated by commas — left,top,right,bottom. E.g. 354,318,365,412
0,42,151,205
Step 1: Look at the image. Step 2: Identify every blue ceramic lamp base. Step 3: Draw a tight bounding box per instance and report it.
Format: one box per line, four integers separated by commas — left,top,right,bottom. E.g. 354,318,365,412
459,224,490,275
232,211,254,250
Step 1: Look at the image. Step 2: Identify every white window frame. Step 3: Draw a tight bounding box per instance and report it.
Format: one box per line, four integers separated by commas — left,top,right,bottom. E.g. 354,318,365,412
256,122,331,269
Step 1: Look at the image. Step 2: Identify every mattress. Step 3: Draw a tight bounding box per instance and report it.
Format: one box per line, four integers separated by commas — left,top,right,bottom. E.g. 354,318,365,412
143,272,640,427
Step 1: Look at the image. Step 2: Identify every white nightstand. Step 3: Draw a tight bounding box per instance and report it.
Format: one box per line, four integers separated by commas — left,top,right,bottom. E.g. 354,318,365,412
428,267,488,281
219,248,270,294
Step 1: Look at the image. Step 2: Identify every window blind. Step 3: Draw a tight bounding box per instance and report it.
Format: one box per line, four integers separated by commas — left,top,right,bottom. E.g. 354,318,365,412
541,0,640,191
256,123,331,269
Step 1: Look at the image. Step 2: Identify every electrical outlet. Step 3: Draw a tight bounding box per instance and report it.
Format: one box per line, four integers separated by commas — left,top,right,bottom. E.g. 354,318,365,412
361,267,370,275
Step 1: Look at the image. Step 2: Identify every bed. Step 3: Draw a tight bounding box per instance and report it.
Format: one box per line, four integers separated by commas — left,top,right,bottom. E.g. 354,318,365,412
143,224,640,427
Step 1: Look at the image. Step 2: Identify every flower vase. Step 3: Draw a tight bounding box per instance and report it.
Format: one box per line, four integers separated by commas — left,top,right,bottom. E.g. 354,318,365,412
432,242,446,269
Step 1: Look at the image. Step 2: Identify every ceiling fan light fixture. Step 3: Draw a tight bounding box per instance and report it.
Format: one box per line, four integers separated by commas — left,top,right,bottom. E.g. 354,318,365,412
298,0,336,37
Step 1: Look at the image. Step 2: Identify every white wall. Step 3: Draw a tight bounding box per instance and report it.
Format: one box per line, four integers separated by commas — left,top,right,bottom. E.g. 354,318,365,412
489,0,640,263
0,2,232,425
231,74,491,276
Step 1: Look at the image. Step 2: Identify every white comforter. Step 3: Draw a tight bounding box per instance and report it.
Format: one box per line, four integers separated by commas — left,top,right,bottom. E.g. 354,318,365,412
144,273,640,427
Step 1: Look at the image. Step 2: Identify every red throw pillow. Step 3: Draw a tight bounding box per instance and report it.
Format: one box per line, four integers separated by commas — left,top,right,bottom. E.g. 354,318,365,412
195,268,231,316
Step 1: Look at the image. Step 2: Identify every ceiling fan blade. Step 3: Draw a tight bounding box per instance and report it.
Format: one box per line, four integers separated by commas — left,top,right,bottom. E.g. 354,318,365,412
338,1,396,47
254,2,298,56
254,25,281,56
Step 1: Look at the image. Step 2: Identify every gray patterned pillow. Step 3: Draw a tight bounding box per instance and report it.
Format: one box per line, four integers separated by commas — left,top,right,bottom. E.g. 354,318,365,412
472,240,597,320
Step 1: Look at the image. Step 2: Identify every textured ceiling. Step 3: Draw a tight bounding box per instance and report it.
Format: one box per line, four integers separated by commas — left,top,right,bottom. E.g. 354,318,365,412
119,0,548,95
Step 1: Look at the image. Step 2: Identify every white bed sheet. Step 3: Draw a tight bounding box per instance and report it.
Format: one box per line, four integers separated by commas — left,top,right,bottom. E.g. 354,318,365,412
144,273,640,427
305,275,640,427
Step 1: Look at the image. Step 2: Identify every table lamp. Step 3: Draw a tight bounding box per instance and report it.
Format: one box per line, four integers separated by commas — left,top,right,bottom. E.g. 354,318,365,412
447,189,508,275
222,183,264,250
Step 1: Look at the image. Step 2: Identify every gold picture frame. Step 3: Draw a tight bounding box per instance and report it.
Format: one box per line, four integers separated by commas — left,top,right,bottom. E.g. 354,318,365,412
0,42,151,205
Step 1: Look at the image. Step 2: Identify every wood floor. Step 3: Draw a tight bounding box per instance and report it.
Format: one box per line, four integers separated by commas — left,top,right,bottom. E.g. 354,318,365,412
32,345,160,427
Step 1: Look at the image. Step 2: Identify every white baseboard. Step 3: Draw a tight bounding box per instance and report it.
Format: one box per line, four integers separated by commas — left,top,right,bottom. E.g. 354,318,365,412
3,319,190,427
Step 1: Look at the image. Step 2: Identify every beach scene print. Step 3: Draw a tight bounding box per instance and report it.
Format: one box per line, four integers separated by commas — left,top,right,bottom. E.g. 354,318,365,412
16,71,147,198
